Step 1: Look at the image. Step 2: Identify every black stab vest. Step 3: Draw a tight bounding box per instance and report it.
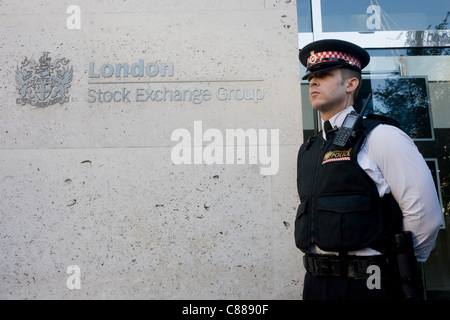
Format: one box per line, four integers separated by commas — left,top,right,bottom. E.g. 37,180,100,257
295,115,403,253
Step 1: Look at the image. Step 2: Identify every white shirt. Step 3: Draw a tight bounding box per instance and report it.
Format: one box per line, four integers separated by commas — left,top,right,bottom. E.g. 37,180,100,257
313,106,442,262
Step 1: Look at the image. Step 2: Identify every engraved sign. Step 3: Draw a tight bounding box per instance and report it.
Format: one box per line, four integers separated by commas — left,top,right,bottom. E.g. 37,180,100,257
16,52,73,107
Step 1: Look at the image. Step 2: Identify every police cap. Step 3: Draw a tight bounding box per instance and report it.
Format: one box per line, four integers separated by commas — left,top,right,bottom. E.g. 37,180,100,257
299,39,370,80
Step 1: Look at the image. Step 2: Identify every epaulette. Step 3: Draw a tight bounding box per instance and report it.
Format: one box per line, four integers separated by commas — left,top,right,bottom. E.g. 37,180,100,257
364,113,401,130
299,132,320,153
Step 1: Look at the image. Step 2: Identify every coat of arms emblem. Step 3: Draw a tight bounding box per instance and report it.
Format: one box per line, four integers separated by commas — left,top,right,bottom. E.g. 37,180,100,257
16,52,73,107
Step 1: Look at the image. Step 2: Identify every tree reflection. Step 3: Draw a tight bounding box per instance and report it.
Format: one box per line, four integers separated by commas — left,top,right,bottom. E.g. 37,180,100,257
405,11,450,56
359,11,450,139
372,77,432,139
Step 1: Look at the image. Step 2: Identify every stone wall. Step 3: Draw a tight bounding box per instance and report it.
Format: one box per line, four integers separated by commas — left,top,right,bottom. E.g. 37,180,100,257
0,0,303,299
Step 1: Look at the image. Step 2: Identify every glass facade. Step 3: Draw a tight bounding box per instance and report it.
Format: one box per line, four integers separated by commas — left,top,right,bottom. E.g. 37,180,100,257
297,0,450,299
320,0,448,32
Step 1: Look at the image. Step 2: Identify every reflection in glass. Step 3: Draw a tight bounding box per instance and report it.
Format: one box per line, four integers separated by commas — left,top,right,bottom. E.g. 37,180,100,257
297,0,312,33
356,77,433,140
320,0,449,33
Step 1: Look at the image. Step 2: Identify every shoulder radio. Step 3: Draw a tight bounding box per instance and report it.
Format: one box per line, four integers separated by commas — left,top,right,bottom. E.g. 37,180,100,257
333,93,372,149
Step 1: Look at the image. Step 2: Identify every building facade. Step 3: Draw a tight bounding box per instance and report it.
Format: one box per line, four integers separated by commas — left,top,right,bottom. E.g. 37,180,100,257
0,0,448,300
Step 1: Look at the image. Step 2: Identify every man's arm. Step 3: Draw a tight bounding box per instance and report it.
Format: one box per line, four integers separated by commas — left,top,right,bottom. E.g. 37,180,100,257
365,124,443,262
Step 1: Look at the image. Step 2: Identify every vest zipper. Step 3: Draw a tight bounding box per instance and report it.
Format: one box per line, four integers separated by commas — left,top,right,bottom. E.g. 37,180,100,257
310,138,333,247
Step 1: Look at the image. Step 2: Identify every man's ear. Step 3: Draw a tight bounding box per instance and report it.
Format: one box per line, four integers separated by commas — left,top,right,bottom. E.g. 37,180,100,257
346,77,359,93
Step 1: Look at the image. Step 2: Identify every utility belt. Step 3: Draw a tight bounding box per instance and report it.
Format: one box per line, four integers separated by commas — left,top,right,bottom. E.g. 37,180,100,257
303,253,390,280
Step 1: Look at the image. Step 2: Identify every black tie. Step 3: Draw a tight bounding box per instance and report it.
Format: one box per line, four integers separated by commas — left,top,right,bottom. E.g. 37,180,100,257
324,120,334,140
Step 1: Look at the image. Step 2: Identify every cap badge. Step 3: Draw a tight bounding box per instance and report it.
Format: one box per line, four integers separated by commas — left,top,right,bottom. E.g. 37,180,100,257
309,51,317,64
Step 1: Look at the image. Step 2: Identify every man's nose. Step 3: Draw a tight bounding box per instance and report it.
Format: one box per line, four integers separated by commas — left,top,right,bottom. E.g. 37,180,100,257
309,77,318,87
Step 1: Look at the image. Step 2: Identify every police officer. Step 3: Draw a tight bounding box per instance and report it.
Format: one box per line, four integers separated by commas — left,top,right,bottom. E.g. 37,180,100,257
295,39,443,300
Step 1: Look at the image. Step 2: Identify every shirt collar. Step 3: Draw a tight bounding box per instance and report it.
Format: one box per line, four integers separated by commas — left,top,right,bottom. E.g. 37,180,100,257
321,106,355,140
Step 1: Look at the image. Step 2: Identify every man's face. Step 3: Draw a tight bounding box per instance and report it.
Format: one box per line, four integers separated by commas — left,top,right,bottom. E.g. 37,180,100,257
307,68,348,114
